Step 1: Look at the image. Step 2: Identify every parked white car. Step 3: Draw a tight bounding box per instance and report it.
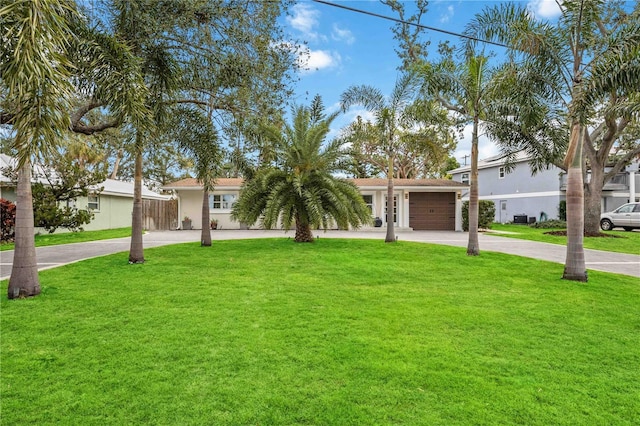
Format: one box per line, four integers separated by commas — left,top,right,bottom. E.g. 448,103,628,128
600,202,640,231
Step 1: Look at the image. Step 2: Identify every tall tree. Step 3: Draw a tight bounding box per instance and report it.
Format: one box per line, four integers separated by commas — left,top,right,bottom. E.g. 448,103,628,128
170,107,221,247
1,0,79,298
467,1,640,280
340,74,420,243
341,100,456,180
232,101,372,242
1,0,150,297
96,0,297,263
416,51,498,256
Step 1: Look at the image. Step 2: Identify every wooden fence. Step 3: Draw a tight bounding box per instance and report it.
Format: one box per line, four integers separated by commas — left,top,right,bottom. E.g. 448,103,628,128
142,199,178,230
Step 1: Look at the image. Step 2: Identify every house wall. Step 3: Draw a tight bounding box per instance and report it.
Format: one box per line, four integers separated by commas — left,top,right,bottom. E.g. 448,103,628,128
176,187,463,231
452,162,564,223
0,186,16,202
77,194,134,231
178,189,242,230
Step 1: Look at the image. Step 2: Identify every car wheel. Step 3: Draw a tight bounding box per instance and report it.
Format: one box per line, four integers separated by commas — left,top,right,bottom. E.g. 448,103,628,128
623,227,633,232
600,219,613,231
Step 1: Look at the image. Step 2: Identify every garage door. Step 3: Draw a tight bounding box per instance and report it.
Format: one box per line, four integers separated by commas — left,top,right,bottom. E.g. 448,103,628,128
409,192,455,230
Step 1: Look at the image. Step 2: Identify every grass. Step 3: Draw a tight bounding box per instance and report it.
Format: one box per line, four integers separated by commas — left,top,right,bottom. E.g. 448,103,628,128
0,227,132,251
489,223,640,255
2,238,639,425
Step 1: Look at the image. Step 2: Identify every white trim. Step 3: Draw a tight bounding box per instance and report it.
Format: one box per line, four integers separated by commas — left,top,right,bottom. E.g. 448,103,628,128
473,191,562,200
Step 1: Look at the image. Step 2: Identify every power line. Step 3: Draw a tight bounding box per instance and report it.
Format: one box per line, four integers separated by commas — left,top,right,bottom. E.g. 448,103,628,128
311,0,510,50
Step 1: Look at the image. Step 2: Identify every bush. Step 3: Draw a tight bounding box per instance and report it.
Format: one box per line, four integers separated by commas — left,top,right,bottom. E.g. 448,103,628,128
558,200,566,221
529,219,567,229
462,200,496,231
1,198,16,243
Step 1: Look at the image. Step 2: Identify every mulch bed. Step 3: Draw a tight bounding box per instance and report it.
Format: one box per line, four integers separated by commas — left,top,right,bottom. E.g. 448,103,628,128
544,231,624,238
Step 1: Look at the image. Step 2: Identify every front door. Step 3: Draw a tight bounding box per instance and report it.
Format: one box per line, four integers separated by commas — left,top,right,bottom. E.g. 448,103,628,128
500,200,507,223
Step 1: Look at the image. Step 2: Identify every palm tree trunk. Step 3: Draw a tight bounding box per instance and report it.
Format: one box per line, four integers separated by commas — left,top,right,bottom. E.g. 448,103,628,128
294,214,314,242
201,188,212,246
563,123,587,281
128,139,144,263
8,161,41,299
385,155,396,243
467,117,480,256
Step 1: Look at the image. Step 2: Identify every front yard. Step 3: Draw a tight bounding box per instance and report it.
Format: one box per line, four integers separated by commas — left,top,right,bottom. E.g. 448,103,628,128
488,223,640,255
2,239,638,424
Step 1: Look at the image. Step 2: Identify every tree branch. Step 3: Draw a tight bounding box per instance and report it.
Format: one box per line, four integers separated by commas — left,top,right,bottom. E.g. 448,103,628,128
436,94,465,115
604,145,640,182
0,111,14,124
72,119,121,135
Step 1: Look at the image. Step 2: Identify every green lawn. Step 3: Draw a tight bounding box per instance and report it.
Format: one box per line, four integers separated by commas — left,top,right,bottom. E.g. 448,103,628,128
489,223,640,255
2,239,639,425
0,227,132,251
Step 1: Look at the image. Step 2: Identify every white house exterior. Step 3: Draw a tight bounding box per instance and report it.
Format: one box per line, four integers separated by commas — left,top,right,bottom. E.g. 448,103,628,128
162,177,469,231
449,152,640,223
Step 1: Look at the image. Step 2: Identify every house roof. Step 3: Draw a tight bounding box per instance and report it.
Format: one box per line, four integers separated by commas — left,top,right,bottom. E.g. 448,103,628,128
162,177,245,190
163,177,467,190
448,151,531,174
0,153,53,184
352,178,467,189
96,179,171,200
1,155,168,199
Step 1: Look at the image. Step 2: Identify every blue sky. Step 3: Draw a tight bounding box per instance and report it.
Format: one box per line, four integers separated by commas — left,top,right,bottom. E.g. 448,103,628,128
281,0,563,167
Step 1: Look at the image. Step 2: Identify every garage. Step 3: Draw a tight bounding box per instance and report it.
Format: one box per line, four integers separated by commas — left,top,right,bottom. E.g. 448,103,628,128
409,192,456,230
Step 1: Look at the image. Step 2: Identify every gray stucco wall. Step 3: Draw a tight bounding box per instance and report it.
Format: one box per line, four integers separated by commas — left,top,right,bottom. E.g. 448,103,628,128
453,161,564,223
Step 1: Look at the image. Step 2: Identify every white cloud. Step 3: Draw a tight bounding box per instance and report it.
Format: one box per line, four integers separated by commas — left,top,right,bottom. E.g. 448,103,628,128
343,108,376,125
440,5,454,24
331,24,355,45
298,49,342,73
287,3,321,41
527,0,563,20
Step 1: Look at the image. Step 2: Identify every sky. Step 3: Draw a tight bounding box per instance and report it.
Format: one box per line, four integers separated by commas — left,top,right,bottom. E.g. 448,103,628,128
280,0,564,167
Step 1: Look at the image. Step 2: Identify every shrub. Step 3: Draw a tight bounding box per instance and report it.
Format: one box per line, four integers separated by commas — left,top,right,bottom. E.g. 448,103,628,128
529,219,567,229
462,200,496,231
558,200,567,221
1,198,16,243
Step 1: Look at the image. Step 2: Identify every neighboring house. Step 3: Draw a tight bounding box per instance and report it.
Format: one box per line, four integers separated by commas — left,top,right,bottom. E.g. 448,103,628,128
79,179,171,231
1,154,171,231
0,153,50,202
162,177,469,231
449,151,640,223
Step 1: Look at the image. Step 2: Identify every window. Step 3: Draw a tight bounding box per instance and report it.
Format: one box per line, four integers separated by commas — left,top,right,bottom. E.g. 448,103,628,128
209,194,237,210
362,195,374,215
88,195,99,211
617,204,634,213
499,167,506,179
384,195,397,224
461,173,469,184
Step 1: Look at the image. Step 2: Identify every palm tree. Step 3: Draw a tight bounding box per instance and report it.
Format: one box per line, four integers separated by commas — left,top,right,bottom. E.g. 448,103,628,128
231,102,372,242
169,107,221,247
340,74,419,243
467,1,640,281
416,53,496,256
1,0,78,298
1,1,150,297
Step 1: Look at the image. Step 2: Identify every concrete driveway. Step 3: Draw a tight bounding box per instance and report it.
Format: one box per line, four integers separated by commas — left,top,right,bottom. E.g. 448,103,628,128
1,229,639,279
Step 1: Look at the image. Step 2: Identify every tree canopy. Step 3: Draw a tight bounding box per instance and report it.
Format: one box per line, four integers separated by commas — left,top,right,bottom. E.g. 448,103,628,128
232,100,372,242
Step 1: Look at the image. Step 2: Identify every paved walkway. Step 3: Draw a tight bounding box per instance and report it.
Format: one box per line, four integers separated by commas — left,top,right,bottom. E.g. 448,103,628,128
1,229,639,280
